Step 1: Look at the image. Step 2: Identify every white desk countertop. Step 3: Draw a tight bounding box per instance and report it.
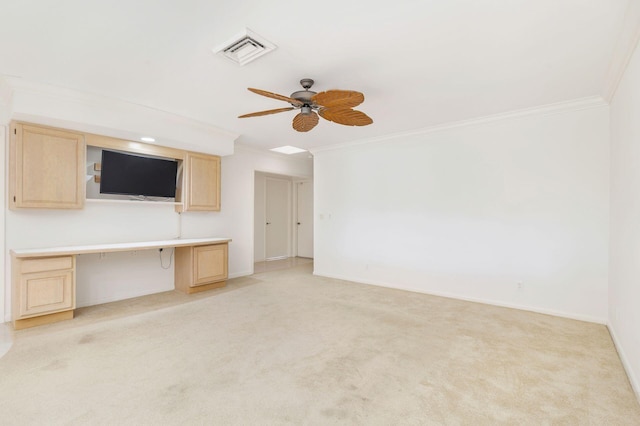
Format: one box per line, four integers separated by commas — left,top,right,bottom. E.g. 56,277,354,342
11,237,231,258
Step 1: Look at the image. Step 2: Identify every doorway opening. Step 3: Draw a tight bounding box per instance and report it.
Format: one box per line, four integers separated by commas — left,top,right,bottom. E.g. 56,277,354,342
254,171,313,273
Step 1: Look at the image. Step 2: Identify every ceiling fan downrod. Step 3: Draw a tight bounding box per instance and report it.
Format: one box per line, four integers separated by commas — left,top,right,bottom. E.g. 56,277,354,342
299,78,314,90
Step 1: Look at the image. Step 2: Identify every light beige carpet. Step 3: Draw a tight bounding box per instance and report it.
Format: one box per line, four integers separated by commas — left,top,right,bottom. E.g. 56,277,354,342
1,264,638,425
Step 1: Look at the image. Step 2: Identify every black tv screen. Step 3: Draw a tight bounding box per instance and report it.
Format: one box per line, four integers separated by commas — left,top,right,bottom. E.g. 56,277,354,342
100,150,178,198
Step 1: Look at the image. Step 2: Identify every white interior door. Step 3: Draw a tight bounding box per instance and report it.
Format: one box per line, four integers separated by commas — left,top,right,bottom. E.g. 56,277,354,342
265,178,290,260
296,181,314,258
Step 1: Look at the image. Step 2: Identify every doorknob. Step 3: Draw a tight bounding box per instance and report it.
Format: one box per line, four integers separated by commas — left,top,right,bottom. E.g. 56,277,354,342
297,222,301,225
266,222,271,225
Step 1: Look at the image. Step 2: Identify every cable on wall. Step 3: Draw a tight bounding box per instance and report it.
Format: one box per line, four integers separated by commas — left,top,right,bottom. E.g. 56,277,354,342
159,248,175,269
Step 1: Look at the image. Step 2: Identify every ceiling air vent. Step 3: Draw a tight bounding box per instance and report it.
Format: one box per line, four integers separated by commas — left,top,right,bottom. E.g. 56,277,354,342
212,28,276,66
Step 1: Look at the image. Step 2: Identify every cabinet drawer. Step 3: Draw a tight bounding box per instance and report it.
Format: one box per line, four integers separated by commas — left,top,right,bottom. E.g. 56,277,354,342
20,256,74,274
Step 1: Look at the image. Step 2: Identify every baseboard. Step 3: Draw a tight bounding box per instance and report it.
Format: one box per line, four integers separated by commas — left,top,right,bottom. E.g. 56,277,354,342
229,270,253,279
607,323,640,403
313,271,607,325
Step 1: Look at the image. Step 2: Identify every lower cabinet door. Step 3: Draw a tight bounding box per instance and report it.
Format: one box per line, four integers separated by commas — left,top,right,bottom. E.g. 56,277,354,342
19,270,74,318
193,244,228,286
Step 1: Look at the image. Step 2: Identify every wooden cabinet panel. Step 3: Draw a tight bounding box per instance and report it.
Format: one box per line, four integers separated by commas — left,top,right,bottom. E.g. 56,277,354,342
175,243,228,293
19,270,74,317
10,122,85,209
180,152,220,212
13,255,76,322
194,244,228,285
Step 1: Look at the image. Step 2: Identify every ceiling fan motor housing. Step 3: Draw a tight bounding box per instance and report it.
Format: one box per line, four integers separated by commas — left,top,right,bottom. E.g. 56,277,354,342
290,90,317,106
290,78,317,109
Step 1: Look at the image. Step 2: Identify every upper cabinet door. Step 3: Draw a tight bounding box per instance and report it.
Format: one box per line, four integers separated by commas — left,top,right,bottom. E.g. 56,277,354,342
182,152,221,212
10,122,86,209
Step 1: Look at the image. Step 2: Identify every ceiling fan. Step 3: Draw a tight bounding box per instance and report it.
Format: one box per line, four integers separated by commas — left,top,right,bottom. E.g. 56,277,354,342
238,78,373,132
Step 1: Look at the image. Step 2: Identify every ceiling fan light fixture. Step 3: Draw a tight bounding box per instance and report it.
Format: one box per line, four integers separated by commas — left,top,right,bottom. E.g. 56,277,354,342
270,145,307,155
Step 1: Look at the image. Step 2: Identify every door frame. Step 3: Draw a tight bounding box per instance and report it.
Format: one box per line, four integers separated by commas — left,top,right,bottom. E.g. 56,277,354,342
253,171,314,265
293,178,313,258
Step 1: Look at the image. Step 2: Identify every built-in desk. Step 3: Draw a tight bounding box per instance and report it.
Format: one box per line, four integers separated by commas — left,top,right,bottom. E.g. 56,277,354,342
11,237,231,329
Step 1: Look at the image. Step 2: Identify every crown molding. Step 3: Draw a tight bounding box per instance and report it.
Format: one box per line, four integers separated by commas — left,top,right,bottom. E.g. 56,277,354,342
602,1,640,102
310,96,608,154
2,76,239,141
1,76,239,155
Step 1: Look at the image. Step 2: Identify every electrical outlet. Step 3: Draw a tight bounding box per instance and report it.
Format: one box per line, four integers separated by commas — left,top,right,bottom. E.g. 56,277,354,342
517,281,523,290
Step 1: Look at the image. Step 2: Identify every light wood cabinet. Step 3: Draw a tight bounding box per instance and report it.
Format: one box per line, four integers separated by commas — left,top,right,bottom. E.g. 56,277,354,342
10,238,230,330
10,122,85,209
12,255,76,329
175,243,228,294
9,121,224,212
178,152,221,212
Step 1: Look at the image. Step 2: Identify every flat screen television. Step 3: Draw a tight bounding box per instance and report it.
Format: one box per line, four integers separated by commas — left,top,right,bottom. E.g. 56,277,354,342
100,150,178,198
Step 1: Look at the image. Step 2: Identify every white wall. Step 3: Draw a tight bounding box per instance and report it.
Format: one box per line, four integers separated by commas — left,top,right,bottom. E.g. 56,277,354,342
609,37,640,398
0,81,9,323
313,103,610,322
0,126,5,323
180,145,312,277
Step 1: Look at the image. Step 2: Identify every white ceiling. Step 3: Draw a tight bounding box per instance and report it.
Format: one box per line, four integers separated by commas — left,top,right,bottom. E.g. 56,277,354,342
0,0,631,152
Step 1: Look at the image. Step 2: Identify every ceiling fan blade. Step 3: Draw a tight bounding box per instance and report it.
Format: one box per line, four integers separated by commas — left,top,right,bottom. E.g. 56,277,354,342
318,108,373,126
248,88,303,107
292,111,319,132
238,107,295,118
312,90,365,109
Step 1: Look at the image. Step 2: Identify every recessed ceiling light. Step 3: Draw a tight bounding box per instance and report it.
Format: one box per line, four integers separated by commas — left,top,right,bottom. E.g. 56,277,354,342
140,137,155,142
270,146,307,155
